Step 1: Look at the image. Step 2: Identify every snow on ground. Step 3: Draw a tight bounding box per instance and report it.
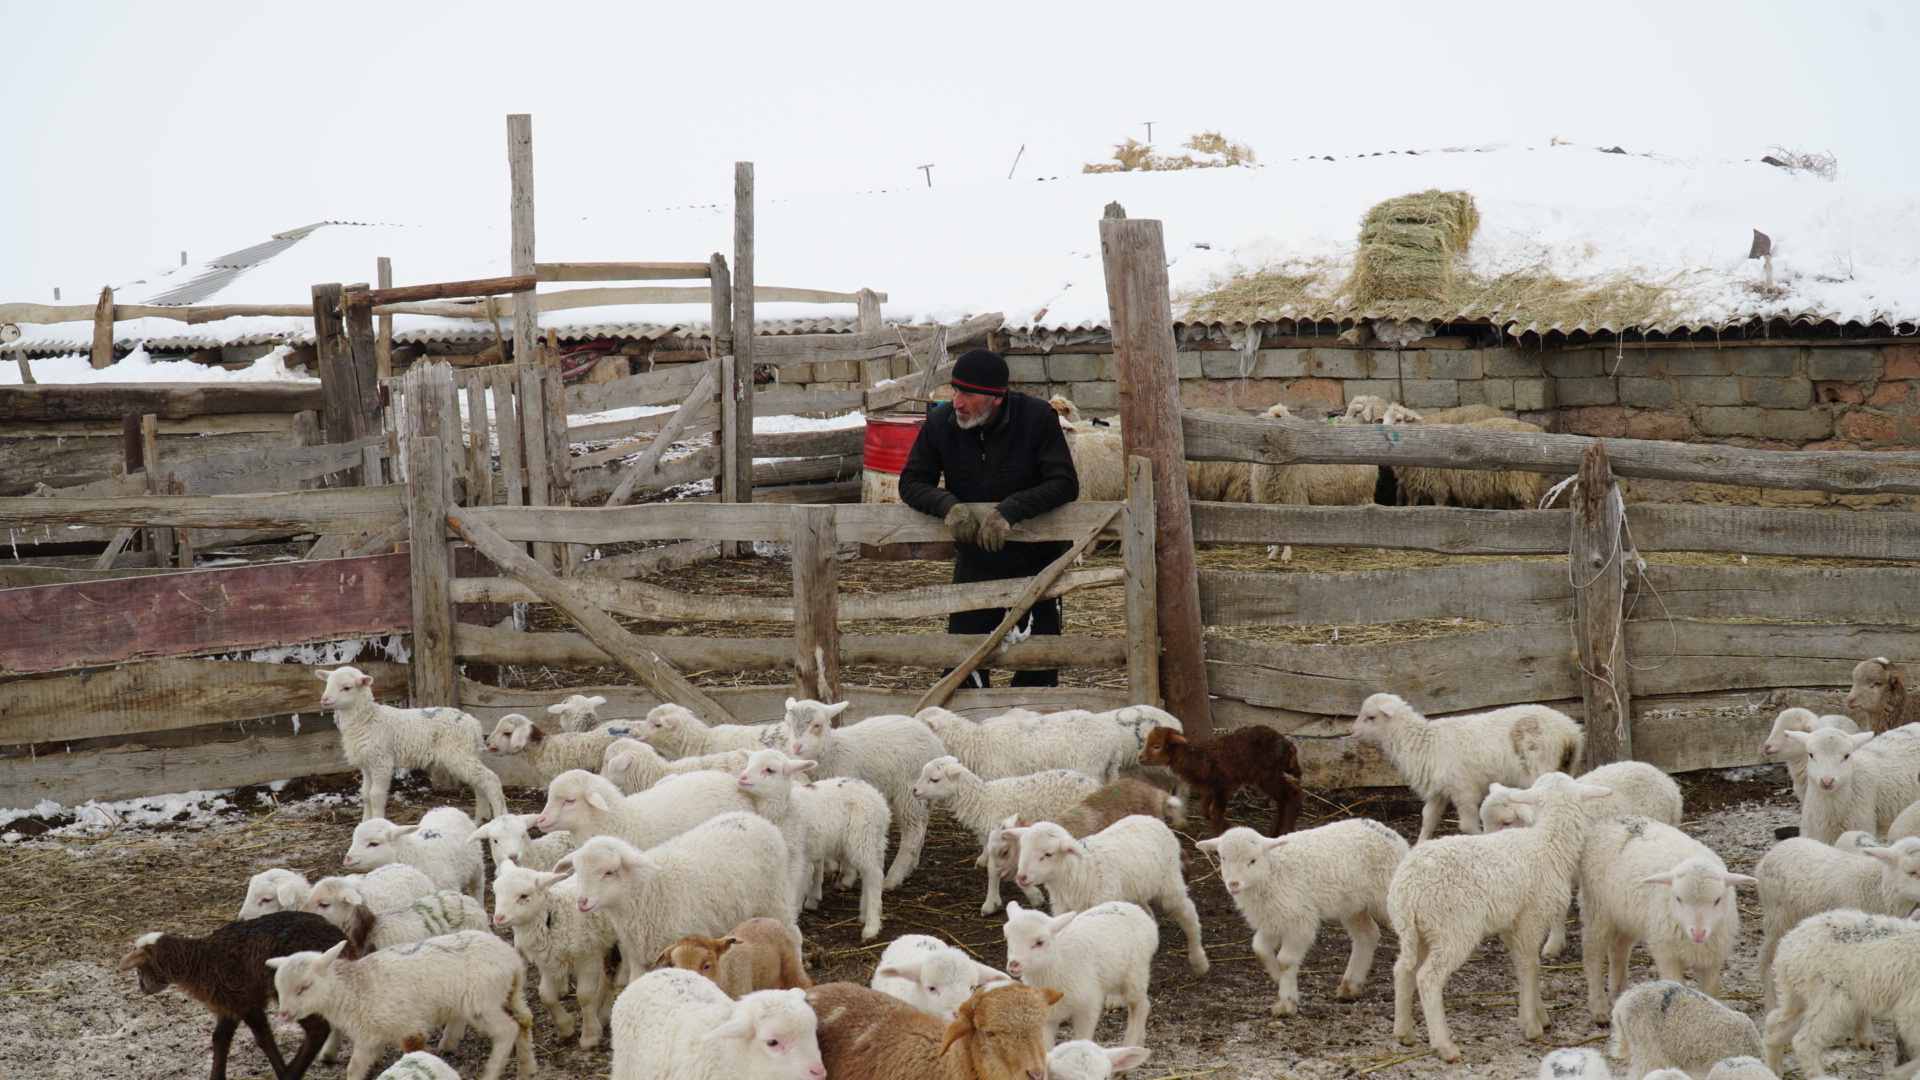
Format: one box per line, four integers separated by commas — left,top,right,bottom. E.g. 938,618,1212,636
1,343,318,385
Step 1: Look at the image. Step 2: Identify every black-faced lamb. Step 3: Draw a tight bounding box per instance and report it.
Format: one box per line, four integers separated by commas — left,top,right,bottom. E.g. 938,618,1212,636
1351,692,1582,841
318,666,505,823
118,911,344,1080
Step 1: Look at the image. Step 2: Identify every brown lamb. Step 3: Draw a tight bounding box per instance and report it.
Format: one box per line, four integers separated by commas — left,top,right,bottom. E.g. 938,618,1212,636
986,778,1188,902
806,981,1059,1080
117,911,344,1080
655,917,812,998
1849,657,1920,735
1138,724,1303,837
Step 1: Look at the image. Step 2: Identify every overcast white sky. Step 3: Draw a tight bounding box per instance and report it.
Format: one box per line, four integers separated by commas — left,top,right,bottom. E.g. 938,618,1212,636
4,0,1912,305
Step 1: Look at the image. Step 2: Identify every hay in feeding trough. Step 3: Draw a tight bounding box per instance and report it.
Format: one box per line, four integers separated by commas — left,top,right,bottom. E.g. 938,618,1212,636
1349,189,1480,306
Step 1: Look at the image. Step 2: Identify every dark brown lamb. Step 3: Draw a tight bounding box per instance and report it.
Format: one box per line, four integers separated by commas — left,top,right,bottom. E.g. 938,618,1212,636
1138,724,1303,837
1849,657,1920,735
117,910,345,1080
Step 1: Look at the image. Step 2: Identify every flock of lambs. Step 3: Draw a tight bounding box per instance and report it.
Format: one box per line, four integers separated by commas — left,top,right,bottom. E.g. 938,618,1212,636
112,649,1920,1080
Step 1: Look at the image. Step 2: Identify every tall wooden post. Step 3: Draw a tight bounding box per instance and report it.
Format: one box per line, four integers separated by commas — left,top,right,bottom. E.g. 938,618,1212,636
341,285,384,485
140,414,176,567
507,114,538,366
1100,210,1212,738
375,257,394,382
407,432,456,708
710,252,740,558
791,505,841,702
1124,455,1161,707
1572,440,1629,767
91,287,115,369
856,288,886,388
730,162,757,523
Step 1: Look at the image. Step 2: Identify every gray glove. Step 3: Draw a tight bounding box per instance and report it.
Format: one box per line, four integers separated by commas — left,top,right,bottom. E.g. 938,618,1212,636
944,503,982,546
977,508,1011,553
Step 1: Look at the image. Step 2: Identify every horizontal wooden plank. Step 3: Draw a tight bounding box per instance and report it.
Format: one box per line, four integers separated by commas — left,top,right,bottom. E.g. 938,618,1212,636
691,480,863,505
166,436,387,496
0,563,179,587
452,623,1122,671
1204,626,1579,717
576,539,723,581
1184,412,1920,495
0,301,313,324
0,485,407,533
0,553,412,675
1627,621,1920,697
0,415,297,437
343,275,536,307
536,262,711,282
1191,501,1920,559
449,566,1121,622
0,384,325,421
0,659,408,746
0,731,354,809
564,361,711,416
1199,564,1920,628
752,389,866,415
456,679,1128,727
458,501,1125,546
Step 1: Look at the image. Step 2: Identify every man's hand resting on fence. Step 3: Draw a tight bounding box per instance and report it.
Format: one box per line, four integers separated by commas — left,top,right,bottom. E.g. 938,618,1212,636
976,509,1011,552
944,503,982,546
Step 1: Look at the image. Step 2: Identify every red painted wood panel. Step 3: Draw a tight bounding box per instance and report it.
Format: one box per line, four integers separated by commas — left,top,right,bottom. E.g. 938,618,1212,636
0,553,412,675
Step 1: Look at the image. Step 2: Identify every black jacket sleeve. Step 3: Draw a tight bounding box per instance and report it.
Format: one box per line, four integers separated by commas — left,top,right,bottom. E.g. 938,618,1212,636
896,418,956,519
994,409,1079,525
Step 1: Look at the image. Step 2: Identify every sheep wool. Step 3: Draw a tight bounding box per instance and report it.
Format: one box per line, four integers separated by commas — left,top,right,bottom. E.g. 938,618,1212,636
1763,909,1920,1080
1196,819,1407,1017
317,666,505,823
599,737,751,796
537,767,755,851
1610,980,1760,1080
492,858,618,1048
1047,1041,1153,1080
1789,723,1920,843
1539,1046,1614,1080
870,934,1010,1023
1351,692,1581,841
485,713,624,785
1010,815,1208,975
910,756,1102,848
343,807,484,903
1755,835,1920,1013
609,968,823,1080
735,749,892,940
469,813,573,874
1002,900,1156,1048
785,699,947,888
633,702,787,759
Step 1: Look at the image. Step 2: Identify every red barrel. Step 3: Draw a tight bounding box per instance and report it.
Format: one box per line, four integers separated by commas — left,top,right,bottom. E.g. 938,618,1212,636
863,414,925,475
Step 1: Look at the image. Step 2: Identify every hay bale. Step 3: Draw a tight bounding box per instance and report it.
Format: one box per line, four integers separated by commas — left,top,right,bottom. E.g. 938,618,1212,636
1350,190,1479,306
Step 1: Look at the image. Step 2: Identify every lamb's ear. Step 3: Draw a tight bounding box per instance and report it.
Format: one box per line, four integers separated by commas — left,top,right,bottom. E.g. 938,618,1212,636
318,940,348,969
1167,731,1189,747
1049,910,1081,933
1578,784,1614,800
588,695,606,708
586,787,613,811
315,670,331,682
1005,900,1026,917
785,697,800,713
1850,731,1878,750
937,999,979,1058
264,956,289,970
653,947,678,969
392,824,421,837
532,871,566,890
1507,788,1541,806
703,1012,756,1041
1784,729,1813,747
510,725,534,752
973,961,1012,985
1107,1046,1153,1071
826,701,851,720
1194,837,1222,855
876,958,924,982
340,887,365,907
623,849,663,873
1641,872,1677,887
355,675,373,689
115,947,151,972
1261,835,1292,854
276,881,306,908
1725,872,1757,887
1864,846,1900,867
552,855,575,875
784,759,816,777
605,752,633,775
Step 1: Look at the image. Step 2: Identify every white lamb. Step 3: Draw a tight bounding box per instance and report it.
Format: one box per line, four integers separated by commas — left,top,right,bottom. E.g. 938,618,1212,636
1539,1047,1614,1080
557,813,797,986
1761,707,1861,801
267,932,534,1080
1389,772,1612,1063
911,756,1103,848
547,693,609,733
330,889,492,956
1003,900,1155,1048
914,705,1182,786
869,934,1012,1024
1008,815,1208,974
318,666,506,823
600,737,751,796
1248,403,1379,562
735,750,892,940
1702,1058,1775,1080
300,864,439,922
343,807,485,903
470,813,573,874
1351,692,1582,841
485,713,623,785
239,868,313,919
633,702,787,759
608,968,823,1080
1762,908,1920,1080
1047,1042,1152,1080
1755,835,1920,1013
493,856,619,1048
784,699,947,888
1611,980,1761,1080
375,1051,461,1080
1578,815,1754,1023
1194,819,1408,1017
1788,724,1920,843
536,768,755,851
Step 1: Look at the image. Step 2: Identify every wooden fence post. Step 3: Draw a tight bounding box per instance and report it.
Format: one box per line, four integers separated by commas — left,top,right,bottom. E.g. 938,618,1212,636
519,361,554,569
1573,439,1630,767
855,288,886,388
91,286,114,369
140,414,177,567
1100,210,1212,738
791,504,841,702
407,433,456,708
1124,455,1161,707
730,162,757,523
341,285,384,485
376,257,394,382
507,114,538,367
710,251,740,558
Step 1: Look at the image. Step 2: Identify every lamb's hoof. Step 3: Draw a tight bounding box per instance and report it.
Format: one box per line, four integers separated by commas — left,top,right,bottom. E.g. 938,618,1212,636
1397,1034,1419,1048
1334,981,1359,1002
980,903,998,917
1440,1050,1464,1064
1189,956,1210,976
1271,999,1298,1018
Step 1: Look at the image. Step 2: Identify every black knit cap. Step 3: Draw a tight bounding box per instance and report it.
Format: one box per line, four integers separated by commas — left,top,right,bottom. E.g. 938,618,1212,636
950,348,1009,396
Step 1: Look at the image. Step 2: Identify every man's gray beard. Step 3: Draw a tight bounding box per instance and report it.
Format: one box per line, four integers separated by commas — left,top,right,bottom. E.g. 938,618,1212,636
955,403,999,429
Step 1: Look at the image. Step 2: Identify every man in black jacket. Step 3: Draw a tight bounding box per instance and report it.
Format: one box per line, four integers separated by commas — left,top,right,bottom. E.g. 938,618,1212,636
896,348,1080,687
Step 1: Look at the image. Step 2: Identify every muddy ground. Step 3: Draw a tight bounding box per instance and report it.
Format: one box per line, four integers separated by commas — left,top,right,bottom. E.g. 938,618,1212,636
0,764,1890,1080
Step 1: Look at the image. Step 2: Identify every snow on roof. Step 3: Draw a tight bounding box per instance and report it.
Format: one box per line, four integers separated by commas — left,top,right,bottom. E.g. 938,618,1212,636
9,144,1919,357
